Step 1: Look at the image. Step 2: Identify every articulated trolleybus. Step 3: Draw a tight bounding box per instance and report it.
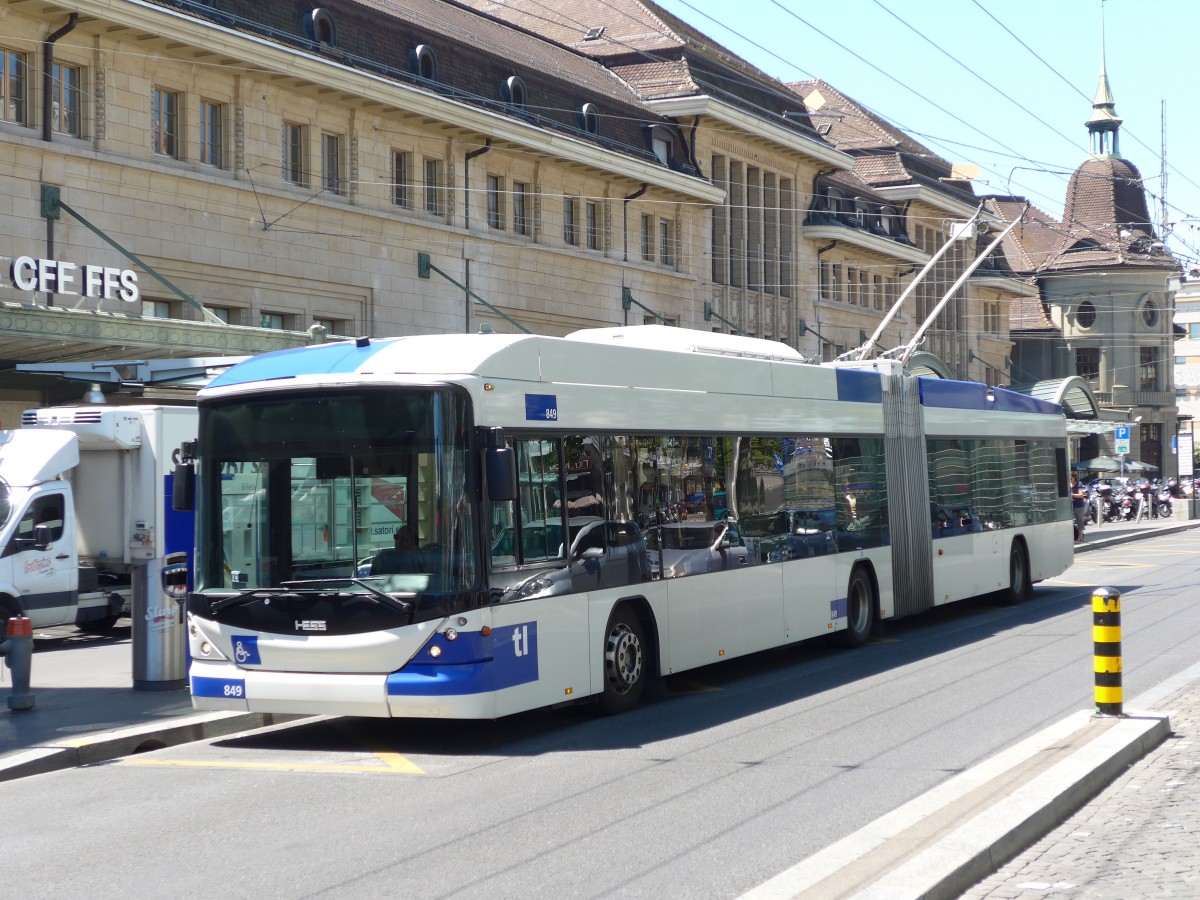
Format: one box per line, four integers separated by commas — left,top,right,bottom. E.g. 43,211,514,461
186,326,1072,719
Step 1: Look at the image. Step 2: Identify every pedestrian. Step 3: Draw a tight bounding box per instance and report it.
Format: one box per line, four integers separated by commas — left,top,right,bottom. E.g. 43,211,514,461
1071,471,1087,542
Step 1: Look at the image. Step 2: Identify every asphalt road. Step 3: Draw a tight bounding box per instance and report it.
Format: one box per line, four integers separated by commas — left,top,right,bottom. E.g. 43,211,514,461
7,530,1200,899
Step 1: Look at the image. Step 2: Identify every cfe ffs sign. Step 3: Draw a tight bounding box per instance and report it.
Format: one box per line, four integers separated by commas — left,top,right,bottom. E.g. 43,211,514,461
5,256,139,303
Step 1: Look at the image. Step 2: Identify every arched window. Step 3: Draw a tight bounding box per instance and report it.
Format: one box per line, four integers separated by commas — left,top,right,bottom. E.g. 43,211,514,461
1077,300,1097,329
410,44,438,82
579,102,600,136
309,9,336,46
502,76,527,110
1141,299,1159,328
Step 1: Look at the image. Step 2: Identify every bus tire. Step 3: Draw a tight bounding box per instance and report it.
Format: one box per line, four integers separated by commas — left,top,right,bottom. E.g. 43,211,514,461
599,605,646,715
841,567,875,649
1005,541,1032,605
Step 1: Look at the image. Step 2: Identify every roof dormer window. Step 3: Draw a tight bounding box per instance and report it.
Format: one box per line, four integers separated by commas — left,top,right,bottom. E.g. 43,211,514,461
309,9,336,46
502,76,527,110
579,103,600,136
644,124,675,166
411,44,438,82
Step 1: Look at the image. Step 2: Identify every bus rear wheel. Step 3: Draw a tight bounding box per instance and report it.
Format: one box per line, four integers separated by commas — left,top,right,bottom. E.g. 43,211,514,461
600,606,646,715
841,568,875,649
1005,542,1032,605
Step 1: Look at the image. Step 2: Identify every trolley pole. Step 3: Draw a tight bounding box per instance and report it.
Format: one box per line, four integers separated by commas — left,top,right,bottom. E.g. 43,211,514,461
1093,587,1123,717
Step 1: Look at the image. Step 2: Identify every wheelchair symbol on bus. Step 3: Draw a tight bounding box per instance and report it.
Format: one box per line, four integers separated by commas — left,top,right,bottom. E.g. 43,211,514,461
231,636,260,665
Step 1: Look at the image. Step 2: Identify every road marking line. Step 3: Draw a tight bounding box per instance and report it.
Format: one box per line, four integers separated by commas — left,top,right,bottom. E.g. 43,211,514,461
333,720,425,773
121,757,426,775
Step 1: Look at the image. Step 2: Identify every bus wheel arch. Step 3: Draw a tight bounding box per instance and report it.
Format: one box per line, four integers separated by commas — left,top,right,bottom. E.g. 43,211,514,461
841,563,877,649
598,598,656,715
1005,538,1032,604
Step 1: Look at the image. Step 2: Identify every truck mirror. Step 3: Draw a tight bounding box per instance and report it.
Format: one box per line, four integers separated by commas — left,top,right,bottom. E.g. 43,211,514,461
33,522,52,551
486,446,518,501
172,463,195,512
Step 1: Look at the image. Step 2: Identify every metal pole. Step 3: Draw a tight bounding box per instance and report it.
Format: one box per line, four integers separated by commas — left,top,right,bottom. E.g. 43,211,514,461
1093,587,1123,717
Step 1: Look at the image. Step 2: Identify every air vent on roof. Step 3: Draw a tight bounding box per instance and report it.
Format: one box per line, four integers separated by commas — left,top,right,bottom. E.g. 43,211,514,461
584,26,605,41
816,123,833,135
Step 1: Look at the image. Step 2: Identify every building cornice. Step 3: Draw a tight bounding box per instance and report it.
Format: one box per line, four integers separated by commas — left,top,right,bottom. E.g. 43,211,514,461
970,276,1040,297
647,96,853,170
800,225,928,264
875,184,981,219
62,0,725,203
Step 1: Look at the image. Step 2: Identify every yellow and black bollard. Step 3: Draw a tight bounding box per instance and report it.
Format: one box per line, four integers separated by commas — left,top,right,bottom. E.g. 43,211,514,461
1092,587,1122,717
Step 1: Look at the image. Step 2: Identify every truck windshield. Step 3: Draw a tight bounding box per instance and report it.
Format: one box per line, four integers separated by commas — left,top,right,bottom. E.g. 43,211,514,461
193,387,476,595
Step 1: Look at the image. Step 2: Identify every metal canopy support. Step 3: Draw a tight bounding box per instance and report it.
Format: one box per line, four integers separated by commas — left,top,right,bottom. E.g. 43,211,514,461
417,252,531,334
16,357,246,386
41,187,227,326
701,301,743,335
623,288,674,326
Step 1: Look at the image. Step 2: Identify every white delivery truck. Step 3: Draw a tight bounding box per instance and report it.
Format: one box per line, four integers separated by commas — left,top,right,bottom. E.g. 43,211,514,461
0,405,197,638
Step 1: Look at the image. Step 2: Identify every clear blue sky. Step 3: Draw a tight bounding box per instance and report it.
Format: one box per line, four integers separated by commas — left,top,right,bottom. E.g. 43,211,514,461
655,0,1199,269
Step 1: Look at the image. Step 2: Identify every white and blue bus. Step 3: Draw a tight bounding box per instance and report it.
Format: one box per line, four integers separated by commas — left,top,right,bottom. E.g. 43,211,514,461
185,326,1072,718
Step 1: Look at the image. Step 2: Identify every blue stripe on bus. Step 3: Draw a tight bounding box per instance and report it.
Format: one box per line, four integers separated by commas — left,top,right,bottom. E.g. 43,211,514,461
388,622,538,696
990,387,1061,414
920,378,1062,414
208,340,395,388
835,368,883,404
918,378,990,410
190,674,246,699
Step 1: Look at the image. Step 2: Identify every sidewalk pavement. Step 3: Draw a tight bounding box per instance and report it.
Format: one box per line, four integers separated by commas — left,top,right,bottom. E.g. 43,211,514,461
0,626,289,781
3,516,1199,898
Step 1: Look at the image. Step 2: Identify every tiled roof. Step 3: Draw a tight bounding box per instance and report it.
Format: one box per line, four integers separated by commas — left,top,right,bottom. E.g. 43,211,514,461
1009,295,1058,332
787,79,934,159
983,198,1065,275
459,0,821,138
351,0,649,106
1030,155,1176,271
852,151,914,188
609,57,698,99
1063,157,1153,233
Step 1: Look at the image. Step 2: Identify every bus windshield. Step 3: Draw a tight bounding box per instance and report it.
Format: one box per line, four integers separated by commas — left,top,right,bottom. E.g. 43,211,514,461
193,387,476,595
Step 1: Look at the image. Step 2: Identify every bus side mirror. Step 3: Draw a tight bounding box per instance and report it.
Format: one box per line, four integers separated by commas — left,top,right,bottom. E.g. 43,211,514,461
486,447,518,501
172,463,195,512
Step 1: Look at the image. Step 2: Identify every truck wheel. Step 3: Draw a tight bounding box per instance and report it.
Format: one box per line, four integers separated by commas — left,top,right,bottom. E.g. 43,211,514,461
0,597,19,636
78,615,120,635
599,605,646,715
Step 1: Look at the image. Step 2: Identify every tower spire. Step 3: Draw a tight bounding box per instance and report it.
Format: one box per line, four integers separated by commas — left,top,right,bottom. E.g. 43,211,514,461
1087,0,1122,157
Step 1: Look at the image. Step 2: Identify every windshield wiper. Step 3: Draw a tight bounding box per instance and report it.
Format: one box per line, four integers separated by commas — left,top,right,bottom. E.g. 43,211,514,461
280,578,415,616
209,588,290,615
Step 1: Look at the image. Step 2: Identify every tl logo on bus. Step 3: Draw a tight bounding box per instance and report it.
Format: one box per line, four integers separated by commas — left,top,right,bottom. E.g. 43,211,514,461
511,625,531,657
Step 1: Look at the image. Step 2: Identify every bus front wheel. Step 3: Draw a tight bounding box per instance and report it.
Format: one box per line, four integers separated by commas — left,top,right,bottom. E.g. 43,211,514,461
600,606,646,714
841,568,875,649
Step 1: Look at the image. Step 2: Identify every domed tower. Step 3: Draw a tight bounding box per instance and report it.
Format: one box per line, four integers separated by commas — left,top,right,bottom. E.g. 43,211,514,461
1059,30,1155,251
1035,24,1179,475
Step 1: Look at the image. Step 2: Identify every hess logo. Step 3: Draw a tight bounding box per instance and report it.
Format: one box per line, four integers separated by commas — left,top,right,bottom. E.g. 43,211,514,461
295,619,327,632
